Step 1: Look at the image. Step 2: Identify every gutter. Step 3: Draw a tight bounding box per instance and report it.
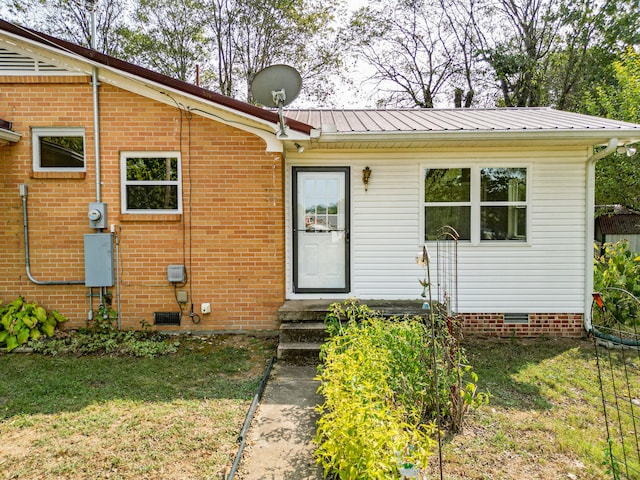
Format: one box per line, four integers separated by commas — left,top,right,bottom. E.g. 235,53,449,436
314,129,640,146
584,138,618,332
0,128,21,144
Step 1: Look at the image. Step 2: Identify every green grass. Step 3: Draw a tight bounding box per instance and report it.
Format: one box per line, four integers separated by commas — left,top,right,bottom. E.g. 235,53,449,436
424,337,634,480
0,334,276,479
1,334,635,479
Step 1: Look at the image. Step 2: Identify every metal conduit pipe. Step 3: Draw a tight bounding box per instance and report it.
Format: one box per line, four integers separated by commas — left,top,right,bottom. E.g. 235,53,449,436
20,184,84,285
92,65,101,202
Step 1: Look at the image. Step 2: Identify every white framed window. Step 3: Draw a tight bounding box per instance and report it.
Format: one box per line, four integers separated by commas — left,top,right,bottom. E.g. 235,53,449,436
120,152,182,214
423,166,528,243
32,127,85,172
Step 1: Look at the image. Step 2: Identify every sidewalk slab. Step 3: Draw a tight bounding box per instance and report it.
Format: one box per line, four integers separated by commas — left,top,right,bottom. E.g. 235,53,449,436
237,363,323,480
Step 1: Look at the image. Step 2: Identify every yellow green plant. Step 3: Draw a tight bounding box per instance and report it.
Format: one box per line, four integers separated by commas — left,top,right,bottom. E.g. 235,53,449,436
316,300,488,478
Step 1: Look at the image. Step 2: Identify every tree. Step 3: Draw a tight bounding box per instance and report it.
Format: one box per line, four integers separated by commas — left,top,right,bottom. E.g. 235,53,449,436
584,48,640,210
348,0,467,108
4,0,130,56
122,0,208,83
228,0,343,104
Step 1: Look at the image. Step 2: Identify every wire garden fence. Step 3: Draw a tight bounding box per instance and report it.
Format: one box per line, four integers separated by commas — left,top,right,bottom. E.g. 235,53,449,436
591,288,640,479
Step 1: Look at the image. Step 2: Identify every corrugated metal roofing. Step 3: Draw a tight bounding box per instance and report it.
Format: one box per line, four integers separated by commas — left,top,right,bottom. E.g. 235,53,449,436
596,214,640,235
284,108,640,134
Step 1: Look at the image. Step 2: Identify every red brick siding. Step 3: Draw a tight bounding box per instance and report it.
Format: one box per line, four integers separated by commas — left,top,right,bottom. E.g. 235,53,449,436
0,77,284,331
461,313,585,337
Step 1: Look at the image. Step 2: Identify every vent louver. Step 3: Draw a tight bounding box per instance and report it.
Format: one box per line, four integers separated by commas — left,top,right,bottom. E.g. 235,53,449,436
504,313,529,324
154,312,181,326
0,48,68,73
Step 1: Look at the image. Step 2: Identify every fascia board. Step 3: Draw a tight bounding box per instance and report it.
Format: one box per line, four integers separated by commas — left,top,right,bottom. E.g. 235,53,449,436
316,129,640,147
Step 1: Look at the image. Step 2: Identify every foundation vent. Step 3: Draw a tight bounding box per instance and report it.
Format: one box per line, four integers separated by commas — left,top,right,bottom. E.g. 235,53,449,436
154,312,181,326
504,313,529,324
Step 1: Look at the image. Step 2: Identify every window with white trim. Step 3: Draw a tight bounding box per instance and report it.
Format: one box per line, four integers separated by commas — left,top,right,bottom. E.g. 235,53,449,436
32,127,85,171
120,152,182,214
423,166,527,242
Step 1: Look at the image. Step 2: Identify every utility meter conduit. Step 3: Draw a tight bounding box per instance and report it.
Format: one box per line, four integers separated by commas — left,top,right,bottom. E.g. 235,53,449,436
20,184,84,285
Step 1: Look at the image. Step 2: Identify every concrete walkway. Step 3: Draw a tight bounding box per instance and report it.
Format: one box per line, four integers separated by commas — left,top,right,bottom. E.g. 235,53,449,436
236,363,324,480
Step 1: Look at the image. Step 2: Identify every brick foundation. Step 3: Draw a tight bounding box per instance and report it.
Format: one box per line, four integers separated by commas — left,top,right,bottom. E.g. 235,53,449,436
461,313,585,337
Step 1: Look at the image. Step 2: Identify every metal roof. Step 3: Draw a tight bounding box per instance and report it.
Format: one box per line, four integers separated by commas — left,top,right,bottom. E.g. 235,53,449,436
596,214,640,235
284,108,640,134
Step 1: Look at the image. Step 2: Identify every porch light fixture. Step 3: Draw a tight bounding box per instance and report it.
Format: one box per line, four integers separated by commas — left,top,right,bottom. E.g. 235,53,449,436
362,166,371,191
294,143,305,154
616,144,637,157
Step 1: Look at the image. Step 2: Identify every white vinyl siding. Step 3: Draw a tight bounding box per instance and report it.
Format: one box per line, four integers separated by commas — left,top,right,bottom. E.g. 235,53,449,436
286,148,588,314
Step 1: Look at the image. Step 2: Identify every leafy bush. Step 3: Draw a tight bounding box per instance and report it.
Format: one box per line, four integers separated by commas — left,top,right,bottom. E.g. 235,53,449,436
315,299,488,479
0,297,67,352
30,305,179,358
593,240,640,329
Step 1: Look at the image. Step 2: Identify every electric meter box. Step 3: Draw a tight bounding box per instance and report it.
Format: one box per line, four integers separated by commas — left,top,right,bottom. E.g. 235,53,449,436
84,233,114,287
88,202,107,229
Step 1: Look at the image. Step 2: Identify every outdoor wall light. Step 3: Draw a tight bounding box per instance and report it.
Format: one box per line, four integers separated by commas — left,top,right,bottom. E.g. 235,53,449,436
294,143,305,154
362,166,372,191
616,144,637,157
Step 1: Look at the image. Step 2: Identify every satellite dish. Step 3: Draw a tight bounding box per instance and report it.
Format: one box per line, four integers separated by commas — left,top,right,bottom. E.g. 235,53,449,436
251,64,302,138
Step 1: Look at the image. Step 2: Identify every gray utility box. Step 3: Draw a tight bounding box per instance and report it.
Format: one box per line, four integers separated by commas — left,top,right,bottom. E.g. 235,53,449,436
84,233,114,287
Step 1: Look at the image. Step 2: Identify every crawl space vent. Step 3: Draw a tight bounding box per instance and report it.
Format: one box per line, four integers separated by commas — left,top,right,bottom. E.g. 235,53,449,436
504,313,529,324
154,312,181,326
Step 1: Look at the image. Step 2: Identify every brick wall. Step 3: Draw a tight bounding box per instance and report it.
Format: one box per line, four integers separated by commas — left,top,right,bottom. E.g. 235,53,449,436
0,77,284,332
461,313,585,337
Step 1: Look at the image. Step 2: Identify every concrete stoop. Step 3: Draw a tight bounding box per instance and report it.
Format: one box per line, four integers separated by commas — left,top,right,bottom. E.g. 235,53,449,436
276,299,427,364
277,322,327,365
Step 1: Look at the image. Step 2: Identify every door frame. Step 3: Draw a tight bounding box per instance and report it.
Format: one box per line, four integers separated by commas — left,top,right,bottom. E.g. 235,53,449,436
292,166,351,293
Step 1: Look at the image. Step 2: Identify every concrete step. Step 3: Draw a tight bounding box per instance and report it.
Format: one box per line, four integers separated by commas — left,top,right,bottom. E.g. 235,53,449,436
277,342,323,365
279,322,328,343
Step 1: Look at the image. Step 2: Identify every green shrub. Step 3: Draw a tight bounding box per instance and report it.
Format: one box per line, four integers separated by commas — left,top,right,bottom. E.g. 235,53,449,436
593,240,640,328
30,305,179,358
0,297,67,352
315,299,488,479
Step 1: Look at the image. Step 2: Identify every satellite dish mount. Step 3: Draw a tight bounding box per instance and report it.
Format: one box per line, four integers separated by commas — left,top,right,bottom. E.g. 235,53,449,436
251,65,302,138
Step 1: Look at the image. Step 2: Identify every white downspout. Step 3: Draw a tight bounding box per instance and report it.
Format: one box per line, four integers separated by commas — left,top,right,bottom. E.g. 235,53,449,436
584,138,618,332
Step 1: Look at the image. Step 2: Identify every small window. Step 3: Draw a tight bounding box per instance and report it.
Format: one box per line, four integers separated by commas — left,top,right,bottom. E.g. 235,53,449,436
32,127,85,171
120,152,182,214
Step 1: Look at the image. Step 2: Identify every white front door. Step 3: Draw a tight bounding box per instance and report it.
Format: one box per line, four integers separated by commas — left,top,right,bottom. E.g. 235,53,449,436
293,167,350,293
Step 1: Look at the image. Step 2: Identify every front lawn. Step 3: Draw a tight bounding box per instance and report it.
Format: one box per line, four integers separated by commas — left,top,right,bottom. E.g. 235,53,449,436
426,337,625,479
0,333,630,479
0,335,276,479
